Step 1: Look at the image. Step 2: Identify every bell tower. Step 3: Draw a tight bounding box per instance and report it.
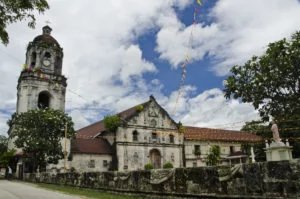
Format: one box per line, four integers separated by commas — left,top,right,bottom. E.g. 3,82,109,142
16,25,67,113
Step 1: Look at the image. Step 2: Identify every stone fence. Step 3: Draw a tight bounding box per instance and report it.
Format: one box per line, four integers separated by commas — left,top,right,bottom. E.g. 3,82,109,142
23,160,300,198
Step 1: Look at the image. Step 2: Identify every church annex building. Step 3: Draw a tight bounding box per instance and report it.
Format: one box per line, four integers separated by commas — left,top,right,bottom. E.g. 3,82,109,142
8,26,262,175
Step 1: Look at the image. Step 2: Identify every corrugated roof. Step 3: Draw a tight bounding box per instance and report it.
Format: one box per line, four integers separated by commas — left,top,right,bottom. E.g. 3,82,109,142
184,126,262,142
71,138,112,155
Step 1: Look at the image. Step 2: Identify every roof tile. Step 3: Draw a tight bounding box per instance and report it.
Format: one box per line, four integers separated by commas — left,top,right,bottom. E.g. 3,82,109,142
184,126,262,142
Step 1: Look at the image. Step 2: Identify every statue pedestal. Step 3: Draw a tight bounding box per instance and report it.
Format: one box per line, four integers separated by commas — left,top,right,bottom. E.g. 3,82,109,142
265,141,293,161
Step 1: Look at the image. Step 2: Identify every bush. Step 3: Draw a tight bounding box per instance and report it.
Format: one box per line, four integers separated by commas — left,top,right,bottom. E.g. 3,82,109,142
163,162,173,169
135,105,144,112
144,163,154,170
103,115,121,132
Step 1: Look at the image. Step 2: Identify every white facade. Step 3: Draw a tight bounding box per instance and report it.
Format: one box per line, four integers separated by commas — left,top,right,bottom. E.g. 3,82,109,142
185,140,243,167
70,154,112,172
113,97,184,171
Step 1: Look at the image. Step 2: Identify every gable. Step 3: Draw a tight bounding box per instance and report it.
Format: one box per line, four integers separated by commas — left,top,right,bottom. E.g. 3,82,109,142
126,96,177,129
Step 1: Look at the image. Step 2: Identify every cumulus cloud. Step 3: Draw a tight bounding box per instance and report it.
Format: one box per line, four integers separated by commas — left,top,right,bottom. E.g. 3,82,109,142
1,0,298,133
156,0,300,75
161,88,260,130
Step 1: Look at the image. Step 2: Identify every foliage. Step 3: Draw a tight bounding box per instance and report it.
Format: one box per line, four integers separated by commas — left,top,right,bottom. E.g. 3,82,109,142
224,31,300,121
144,163,154,170
9,108,75,171
103,115,121,132
0,0,49,45
206,145,220,166
163,162,173,169
135,105,144,112
242,119,300,159
0,135,8,154
0,149,15,167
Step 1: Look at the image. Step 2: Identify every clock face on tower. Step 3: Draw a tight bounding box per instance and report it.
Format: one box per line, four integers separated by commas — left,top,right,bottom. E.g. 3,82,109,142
43,59,51,67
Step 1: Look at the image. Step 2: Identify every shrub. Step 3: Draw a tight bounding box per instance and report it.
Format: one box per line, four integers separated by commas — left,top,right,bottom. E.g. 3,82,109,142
135,105,144,112
144,163,154,170
163,162,173,169
103,115,121,132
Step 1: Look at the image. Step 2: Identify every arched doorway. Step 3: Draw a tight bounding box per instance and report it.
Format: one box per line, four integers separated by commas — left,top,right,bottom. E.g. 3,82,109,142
149,149,161,169
38,91,51,109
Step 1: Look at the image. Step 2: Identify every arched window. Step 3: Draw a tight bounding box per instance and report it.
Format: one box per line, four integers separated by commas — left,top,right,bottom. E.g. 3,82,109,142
38,91,51,109
132,130,138,141
44,52,51,58
169,134,174,143
31,52,37,67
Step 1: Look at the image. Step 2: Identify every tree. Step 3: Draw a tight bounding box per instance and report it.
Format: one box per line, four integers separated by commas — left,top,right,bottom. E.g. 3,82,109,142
9,108,75,171
0,149,15,168
206,145,220,166
0,0,49,45
241,120,300,159
224,31,300,121
0,135,8,154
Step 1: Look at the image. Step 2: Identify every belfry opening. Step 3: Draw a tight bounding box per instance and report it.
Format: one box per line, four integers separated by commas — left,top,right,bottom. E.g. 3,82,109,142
38,91,51,109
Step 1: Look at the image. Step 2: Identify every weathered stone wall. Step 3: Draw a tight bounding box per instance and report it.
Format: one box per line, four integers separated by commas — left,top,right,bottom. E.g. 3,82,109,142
23,160,300,198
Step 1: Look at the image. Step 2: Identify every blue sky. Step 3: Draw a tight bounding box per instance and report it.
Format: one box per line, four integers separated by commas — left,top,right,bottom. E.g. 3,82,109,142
1,0,300,135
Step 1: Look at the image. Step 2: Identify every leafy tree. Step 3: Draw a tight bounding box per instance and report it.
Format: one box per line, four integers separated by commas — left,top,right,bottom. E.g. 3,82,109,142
0,135,8,154
241,119,300,159
0,149,15,167
224,31,300,121
241,121,270,162
206,145,220,166
0,0,49,45
103,115,121,132
9,108,75,171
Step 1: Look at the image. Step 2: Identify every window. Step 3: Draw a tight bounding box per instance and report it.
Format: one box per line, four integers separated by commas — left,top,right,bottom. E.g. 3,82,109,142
230,146,235,154
194,145,201,156
133,152,139,164
103,160,108,167
31,52,37,67
169,134,174,143
88,160,95,168
171,153,175,162
44,52,51,58
193,162,197,167
152,132,157,142
132,130,138,141
38,91,50,109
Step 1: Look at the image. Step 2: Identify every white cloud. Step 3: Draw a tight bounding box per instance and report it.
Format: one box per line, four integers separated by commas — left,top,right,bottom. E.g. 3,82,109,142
161,88,260,130
1,0,298,133
155,0,300,75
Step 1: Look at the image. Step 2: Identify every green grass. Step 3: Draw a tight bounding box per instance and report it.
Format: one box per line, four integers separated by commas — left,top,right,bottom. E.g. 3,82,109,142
35,183,143,199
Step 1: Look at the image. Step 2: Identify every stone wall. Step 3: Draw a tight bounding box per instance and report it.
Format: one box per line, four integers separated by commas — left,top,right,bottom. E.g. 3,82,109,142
23,160,300,198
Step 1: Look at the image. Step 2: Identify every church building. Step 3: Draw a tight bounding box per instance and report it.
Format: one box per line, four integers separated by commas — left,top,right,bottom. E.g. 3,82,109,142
8,26,262,175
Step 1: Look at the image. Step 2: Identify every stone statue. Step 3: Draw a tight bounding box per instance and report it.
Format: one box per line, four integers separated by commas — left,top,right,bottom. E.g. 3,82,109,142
271,121,281,143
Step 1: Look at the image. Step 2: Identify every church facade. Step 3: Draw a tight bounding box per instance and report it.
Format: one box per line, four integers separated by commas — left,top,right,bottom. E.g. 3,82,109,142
76,96,184,171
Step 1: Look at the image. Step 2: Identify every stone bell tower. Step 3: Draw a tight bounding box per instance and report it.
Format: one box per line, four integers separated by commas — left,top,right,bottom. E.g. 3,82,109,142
16,25,67,113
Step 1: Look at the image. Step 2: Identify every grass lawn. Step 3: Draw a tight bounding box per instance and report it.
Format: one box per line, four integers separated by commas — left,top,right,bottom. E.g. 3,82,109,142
36,183,144,199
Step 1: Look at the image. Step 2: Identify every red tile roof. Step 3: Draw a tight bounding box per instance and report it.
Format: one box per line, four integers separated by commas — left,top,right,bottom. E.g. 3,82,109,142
184,126,262,143
76,100,149,138
71,138,112,155
76,121,105,139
